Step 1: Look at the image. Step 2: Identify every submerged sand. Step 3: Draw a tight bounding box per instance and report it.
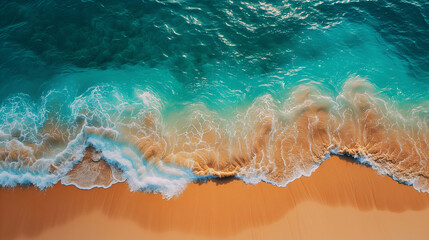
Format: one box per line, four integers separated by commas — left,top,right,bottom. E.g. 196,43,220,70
2,155,429,240
3,78,428,195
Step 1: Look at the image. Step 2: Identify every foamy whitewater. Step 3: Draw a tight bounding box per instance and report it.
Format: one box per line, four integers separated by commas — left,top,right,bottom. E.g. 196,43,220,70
0,0,428,198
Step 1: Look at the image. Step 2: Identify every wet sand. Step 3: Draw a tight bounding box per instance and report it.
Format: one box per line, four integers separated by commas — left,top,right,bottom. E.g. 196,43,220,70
2,155,429,240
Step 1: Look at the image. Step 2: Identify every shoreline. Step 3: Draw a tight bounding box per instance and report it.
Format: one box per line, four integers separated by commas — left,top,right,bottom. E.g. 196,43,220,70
2,155,429,239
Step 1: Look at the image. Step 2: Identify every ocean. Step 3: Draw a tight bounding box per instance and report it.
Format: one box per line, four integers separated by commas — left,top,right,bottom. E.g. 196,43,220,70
0,0,428,198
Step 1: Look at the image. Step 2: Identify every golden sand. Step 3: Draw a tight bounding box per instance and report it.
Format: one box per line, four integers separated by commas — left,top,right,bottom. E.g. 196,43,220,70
2,155,429,240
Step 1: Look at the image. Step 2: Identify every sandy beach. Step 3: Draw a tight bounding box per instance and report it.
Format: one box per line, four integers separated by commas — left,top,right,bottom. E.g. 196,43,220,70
2,155,429,240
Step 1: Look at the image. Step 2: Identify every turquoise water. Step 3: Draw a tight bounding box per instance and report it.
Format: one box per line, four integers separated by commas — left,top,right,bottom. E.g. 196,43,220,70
0,0,428,198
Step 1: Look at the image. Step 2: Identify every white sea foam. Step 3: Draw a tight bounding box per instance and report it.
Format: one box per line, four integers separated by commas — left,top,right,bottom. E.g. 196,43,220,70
85,136,201,199
0,171,59,189
0,77,427,198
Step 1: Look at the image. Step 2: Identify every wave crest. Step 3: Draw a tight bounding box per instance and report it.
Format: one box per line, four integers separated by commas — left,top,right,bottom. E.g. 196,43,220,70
0,77,427,198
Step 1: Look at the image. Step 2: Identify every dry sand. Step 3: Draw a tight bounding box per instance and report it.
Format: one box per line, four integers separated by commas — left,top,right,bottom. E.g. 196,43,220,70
2,155,429,240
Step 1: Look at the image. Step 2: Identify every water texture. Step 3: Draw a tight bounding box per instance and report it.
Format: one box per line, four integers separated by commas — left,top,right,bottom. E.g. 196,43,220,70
0,0,428,198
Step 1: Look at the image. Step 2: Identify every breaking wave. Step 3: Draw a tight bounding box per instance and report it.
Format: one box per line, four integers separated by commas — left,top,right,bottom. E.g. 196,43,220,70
0,76,427,198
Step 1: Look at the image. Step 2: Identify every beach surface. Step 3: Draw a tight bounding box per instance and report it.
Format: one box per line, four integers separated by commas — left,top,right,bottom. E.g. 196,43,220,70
2,155,429,240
